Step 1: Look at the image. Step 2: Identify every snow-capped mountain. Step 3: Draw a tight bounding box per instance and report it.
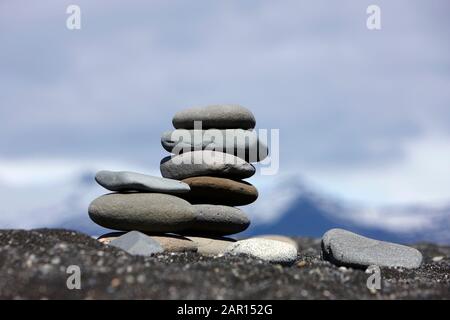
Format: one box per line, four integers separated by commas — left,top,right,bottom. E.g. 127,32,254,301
244,177,450,244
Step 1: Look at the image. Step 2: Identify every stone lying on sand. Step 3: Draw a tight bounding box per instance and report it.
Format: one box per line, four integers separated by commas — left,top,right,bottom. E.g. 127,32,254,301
160,150,255,180
100,232,234,255
109,231,164,256
226,238,298,265
95,170,190,193
254,235,299,250
321,228,423,269
181,205,250,236
88,193,195,233
161,129,268,162
98,232,197,252
180,176,258,206
172,104,256,130
186,236,236,256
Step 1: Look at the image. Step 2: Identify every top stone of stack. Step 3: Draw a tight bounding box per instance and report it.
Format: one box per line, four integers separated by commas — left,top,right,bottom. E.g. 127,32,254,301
172,104,256,129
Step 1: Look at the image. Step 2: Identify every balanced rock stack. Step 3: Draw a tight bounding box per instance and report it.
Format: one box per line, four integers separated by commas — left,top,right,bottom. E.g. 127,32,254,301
89,105,298,264
160,104,266,235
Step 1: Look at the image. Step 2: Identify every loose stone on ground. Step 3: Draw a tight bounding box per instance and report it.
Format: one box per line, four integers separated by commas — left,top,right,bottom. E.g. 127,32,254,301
321,228,423,269
98,232,198,252
186,236,236,256
108,231,164,256
226,238,298,265
255,234,299,250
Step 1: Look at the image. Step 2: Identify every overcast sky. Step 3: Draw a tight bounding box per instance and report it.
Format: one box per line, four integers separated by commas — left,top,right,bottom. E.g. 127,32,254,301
1,0,450,227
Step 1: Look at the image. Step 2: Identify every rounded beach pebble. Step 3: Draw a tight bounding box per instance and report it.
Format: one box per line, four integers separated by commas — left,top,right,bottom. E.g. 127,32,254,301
186,236,236,256
161,129,268,162
181,176,258,206
226,238,298,265
181,205,250,236
321,228,423,269
172,104,256,129
88,193,195,233
160,150,255,180
254,234,299,250
95,170,190,193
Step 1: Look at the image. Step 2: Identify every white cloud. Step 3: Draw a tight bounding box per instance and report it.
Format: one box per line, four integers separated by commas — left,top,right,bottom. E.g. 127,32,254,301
0,158,156,187
300,133,450,206
0,158,159,228
354,207,437,233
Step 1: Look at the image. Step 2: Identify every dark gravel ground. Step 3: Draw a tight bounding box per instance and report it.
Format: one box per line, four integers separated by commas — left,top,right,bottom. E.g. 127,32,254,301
0,229,448,299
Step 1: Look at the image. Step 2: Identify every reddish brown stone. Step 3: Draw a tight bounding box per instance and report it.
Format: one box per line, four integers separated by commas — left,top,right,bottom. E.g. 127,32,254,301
181,176,258,206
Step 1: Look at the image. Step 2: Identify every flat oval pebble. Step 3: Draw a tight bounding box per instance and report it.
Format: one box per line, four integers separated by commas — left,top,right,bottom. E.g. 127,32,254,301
161,129,268,162
226,238,298,265
95,170,190,193
160,150,255,180
172,104,256,129
321,228,423,269
180,176,258,206
108,231,164,256
186,236,236,256
88,193,195,233
181,205,250,236
98,232,198,252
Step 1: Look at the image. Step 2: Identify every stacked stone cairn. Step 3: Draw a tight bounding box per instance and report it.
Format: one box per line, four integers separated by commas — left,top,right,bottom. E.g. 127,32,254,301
89,105,299,264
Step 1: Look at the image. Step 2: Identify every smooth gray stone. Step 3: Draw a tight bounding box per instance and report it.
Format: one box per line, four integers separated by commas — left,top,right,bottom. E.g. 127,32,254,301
95,170,190,193
160,150,255,180
109,231,164,256
181,205,250,236
161,129,268,162
88,193,195,233
226,238,298,265
172,104,256,129
321,228,423,269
